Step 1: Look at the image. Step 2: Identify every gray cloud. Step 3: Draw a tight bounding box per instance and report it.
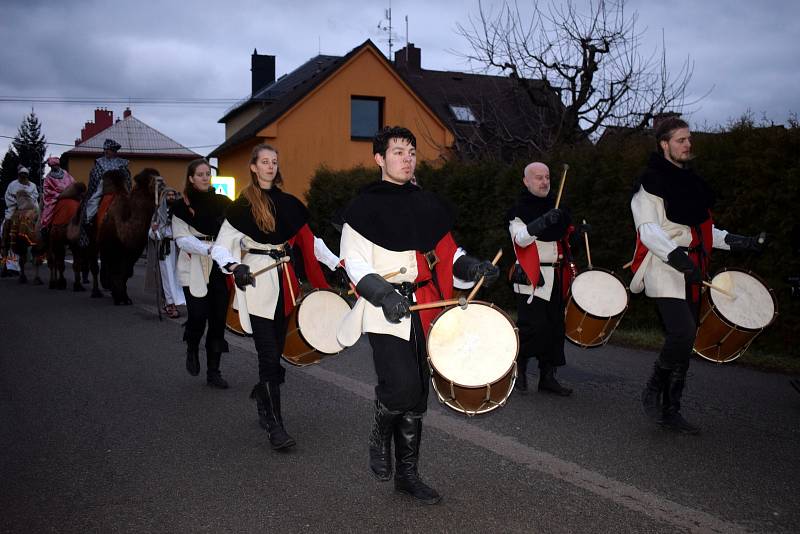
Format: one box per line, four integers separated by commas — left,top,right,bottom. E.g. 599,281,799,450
1,0,797,160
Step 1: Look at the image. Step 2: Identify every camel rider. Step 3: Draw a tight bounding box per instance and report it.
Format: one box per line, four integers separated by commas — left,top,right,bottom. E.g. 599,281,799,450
40,156,76,241
78,138,130,247
2,166,39,273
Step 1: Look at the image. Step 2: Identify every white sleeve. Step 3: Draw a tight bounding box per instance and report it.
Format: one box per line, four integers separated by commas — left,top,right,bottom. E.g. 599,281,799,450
340,224,376,285
712,225,730,250
313,236,341,271
171,216,211,256
452,247,474,289
4,184,16,220
211,220,241,272
639,223,678,262
509,217,536,247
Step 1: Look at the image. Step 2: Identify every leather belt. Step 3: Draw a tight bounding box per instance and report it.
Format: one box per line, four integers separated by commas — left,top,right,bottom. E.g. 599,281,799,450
246,248,288,260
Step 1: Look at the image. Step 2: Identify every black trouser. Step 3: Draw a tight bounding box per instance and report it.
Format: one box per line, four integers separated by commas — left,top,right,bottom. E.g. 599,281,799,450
516,276,566,368
249,285,287,384
654,297,699,369
182,264,230,353
368,311,429,413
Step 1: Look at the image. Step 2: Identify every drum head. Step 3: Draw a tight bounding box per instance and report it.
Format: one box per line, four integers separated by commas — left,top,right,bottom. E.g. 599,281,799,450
428,303,518,387
570,270,628,318
297,290,352,354
710,271,775,330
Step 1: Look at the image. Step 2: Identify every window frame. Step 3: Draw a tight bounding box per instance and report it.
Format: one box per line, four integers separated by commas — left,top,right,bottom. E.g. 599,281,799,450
350,95,384,141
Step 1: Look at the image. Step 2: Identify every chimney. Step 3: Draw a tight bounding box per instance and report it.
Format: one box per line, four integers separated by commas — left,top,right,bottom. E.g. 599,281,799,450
251,49,276,95
394,43,421,72
123,107,132,118
79,108,114,142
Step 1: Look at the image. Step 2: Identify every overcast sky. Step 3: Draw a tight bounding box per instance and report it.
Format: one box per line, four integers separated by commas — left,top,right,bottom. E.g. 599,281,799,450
1,0,798,160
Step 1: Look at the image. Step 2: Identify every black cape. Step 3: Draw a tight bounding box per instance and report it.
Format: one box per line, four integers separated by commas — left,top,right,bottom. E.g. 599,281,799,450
507,190,570,242
225,186,308,244
171,188,231,237
342,180,454,252
633,153,714,226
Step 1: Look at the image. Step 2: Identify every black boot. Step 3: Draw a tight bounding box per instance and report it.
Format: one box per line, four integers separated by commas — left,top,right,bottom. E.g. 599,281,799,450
206,351,229,389
369,400,399,481
538,365,572,396
185,346,200,376
515,357,529,394
250,383,296,450
661,366,700,435
641,362,671,423
393,413,441,505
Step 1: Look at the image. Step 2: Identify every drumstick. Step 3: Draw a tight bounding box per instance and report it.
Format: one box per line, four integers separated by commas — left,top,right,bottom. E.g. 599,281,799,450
582,219,592,269
251,257,290,277
409,297,467,312
703,281,736,299
622,260,633,270
467,249,503,302
284,257,297,307
554,164,569,209
347,267,407,295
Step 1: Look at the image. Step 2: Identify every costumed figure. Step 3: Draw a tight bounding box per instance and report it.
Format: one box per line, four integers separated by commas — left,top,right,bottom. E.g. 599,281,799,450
171,160,232,388
507,162,576,396
39,156,76,240
211,144,339,450
78,138,130,248
147,184,185,318
2,166,40,279
337,126,499,505
630,117,765,434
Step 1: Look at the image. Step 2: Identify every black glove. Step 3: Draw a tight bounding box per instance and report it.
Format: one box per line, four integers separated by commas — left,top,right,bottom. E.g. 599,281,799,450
355,273,411,323
666,249,702,284
725,232,767,253
526,208,568,237
453,255,500,287
575,222,591,238
231,263,255,289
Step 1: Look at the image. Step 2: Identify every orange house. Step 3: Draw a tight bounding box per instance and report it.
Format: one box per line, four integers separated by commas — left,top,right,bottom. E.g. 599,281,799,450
209,40,455,200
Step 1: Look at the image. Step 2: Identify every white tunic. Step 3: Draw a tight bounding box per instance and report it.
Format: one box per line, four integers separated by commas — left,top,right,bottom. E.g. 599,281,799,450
4,180,39,221
171,216,216,297
508,216,560,302
630,186,729,299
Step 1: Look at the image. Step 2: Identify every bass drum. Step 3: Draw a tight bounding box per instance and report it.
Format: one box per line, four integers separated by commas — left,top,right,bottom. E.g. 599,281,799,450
283,289,352,366
564,268,629,348
694,268,777,363
427,301,519,416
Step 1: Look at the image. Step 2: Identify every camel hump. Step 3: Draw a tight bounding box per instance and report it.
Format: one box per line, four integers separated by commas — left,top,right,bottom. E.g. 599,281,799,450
51,199,81,227
59,182,86,201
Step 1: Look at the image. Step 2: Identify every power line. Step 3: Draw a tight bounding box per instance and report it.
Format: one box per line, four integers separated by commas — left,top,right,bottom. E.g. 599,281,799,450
0,134,219,151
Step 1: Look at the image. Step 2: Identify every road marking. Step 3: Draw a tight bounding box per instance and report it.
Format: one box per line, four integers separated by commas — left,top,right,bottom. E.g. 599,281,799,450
138,303,752,534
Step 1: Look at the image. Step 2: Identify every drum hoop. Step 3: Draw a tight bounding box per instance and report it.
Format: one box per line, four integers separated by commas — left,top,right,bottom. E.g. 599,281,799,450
704,267,778,332
293,288,351,356
567,268,630,320
426,300,520,388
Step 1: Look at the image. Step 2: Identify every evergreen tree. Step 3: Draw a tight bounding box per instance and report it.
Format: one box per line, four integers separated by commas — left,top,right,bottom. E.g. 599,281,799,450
11,111,47,189
0,148,20,209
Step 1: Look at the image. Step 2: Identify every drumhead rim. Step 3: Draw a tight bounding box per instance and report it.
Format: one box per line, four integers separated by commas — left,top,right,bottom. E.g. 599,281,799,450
704,267,778,332
294,288,352,355
426,300,519,388
568,268,630,318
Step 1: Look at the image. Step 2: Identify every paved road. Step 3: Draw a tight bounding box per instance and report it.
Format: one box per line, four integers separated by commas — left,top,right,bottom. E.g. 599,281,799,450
1,262,798,533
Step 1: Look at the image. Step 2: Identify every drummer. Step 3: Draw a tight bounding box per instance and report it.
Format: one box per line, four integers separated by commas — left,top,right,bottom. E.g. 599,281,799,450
211,143,339,451
630,116,765,434
507,161,578,396
337,126,499,505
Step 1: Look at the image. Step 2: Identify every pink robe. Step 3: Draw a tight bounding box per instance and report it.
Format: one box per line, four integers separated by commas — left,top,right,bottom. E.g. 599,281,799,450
40,171,76,228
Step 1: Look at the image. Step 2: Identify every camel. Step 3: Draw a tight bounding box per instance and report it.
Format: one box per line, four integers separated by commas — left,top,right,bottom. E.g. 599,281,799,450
97,168,158,305
1,190,45,284
47,182,87,291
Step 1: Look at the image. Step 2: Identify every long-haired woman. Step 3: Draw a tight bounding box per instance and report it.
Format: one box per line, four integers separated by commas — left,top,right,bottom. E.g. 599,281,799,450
212,143,338,450
172,158,232,388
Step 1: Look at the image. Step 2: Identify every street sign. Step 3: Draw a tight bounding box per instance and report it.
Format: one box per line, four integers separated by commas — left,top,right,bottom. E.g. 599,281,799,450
211,176,236,200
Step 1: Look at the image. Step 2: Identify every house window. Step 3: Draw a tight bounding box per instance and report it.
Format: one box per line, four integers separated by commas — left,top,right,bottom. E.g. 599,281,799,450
449,104,477,123
351,96,383,139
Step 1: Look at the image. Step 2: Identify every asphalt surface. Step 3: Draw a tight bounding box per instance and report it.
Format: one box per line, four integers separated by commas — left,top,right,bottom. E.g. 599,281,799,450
1,261,798,533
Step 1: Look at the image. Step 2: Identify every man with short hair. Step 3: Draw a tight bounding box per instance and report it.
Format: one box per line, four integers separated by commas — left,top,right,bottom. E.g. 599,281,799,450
630,117,765,434
78,138,130,247
338,126,499,505
507,161,576,396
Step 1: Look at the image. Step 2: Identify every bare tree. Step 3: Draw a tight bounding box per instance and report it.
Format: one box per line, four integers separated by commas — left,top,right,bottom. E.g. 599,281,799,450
457,0,695,148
